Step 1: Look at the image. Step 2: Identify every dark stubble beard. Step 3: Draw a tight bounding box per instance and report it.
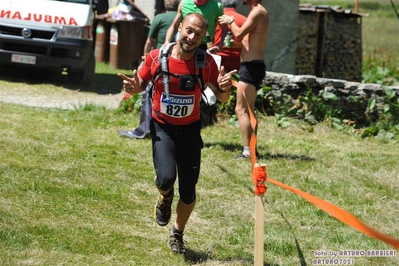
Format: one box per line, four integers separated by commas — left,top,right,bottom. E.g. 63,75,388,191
178,39,197,54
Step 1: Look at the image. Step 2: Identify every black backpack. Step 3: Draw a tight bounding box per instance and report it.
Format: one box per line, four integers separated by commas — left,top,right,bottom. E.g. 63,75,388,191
151,42,217,128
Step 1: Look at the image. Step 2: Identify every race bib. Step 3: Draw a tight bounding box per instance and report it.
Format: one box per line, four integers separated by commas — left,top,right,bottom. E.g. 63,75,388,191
160,93,195,118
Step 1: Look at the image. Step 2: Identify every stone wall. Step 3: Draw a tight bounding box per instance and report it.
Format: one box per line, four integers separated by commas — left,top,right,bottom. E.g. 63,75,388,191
262,71,399,120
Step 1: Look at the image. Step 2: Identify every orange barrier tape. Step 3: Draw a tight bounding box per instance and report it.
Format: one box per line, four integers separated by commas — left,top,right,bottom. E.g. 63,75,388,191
267,177,399,250
232,80,399,250
252,164,267,195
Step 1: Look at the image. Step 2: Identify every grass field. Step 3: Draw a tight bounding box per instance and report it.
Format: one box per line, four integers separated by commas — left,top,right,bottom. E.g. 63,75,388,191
1,100,398,265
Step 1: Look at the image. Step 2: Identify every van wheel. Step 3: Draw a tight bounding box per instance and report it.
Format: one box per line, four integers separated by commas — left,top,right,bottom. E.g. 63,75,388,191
69,50,95,86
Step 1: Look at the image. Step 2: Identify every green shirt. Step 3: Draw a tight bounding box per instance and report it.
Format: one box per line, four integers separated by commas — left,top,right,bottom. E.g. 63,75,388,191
149,11,178,48
181,0,223,43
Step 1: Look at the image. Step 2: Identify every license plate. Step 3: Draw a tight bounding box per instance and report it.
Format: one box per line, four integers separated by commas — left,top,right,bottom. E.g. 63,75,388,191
11,54,36,65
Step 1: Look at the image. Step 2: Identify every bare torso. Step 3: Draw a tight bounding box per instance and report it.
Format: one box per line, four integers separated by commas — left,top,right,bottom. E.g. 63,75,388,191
240,3,269,62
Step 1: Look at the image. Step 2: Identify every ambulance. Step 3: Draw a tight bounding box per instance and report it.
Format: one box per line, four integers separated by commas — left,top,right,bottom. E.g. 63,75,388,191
0,0,109,85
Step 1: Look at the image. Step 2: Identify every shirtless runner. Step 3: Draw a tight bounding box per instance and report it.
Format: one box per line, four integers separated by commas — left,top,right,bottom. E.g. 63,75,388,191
219,0,269,159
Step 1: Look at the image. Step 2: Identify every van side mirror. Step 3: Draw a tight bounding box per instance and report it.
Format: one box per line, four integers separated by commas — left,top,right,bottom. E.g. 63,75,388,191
93,0,109,15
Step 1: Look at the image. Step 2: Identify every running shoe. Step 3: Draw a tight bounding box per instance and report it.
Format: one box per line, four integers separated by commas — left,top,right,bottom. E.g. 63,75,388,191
154,188,174,226
168,232,186,254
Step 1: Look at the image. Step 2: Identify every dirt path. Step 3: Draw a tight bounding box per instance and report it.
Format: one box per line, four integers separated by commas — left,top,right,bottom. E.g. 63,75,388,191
0,79,125,110
0,69,124,109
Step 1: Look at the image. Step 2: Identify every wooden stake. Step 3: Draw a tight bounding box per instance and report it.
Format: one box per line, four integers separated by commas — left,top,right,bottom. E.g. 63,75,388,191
254,194,264,265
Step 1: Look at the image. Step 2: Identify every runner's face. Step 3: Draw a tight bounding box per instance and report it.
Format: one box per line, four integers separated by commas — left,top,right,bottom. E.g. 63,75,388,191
178,16,206,53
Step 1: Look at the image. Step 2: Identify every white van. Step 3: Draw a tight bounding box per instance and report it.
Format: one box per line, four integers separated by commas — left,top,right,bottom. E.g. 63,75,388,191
0,0,108,85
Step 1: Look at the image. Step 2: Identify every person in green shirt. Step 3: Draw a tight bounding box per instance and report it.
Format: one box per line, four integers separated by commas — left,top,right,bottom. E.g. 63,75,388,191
143,0,181,54
164,0,224,51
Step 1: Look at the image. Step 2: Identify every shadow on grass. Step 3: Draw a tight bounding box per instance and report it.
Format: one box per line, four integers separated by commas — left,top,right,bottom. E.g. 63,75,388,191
0,68,122,95
264,199,308,266
184,249,209,264
278,212,307,266
184,248,281,265
203,141,315,162
211,166,308,265
261,152,315,162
